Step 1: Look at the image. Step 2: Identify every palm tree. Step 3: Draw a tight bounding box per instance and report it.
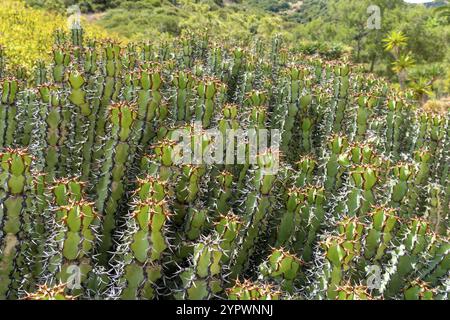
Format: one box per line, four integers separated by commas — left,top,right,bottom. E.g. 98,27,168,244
409,77,433,104
383,30,408,59
392,53,415,89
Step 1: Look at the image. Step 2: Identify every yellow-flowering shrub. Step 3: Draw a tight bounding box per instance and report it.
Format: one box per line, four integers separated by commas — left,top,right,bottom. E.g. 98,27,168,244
0,0,117,70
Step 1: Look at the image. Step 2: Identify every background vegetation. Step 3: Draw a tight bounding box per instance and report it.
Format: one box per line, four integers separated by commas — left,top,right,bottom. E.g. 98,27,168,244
0,0,117,69
5,0,450,100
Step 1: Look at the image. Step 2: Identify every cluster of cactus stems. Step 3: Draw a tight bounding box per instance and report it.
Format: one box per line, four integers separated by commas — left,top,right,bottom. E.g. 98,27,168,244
23,283,76,300
0,149,34,299
227,279,281,300
110,175,170,299
0,28,448,300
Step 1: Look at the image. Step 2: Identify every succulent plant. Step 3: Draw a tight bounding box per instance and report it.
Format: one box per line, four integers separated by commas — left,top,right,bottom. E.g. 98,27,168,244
0,28,447,301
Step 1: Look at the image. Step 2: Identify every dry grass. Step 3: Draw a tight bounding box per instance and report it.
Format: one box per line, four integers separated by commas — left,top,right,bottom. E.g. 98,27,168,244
423,98,450,114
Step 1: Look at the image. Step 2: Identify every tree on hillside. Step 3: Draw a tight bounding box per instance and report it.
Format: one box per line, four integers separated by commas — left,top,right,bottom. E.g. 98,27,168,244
383,30,408,59
435,3,450,22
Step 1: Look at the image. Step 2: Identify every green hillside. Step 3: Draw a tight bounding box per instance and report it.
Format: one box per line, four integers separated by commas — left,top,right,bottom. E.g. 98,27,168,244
25,0,450,100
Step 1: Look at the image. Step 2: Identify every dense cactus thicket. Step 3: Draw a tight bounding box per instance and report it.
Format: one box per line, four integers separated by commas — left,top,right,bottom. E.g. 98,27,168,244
0,28,448,300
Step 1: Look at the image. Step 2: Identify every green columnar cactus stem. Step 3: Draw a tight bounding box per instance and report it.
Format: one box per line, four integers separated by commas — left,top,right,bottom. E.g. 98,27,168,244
426,184,445,234
214,212,243,264
83,47,98,75
364,206,398,261
385,99,404,160
294,155,316,187
422,236,449,288
155,126,209,227
172,70,193,121
181,36,194,68
122,43,138,70
96,101,137,265
0,78,20,148
246,91,267,128
68,71,90,174
404,280,436,300
312,88,330,142
34,84,70,181
298,93,314,153
158,40,171,62
384,218,432,298
280,67,301,154
240,56,255,96
197,31,209,61
13,66,27,82
227,47,245,102
227,279,280,300
174,164,206,225
52,46,71,83
436,117,449,188
49,177,84,206
390,162,414,208
184,207,208,241
136,68,165,150
311,60,322,84
279,48,288,66
218,104,239,164
26,172,47,285
355,96,375,141
122,71,138,103
208,44,223,75
53,29,66,46
195,78,224,128
334,64,350,100
297,186,326,261
140,42,153,61
324,134,349,191
259,248,303,293
34,60,48,86
276,187,304,248
320,236,351,299
146,138,178,181
46,200,100,297
0,149,33,299
79,62,104,181
413,111,429,151
404,149,432,217
332,100,347,134
16,89,37,147
71,27,83,47
414,149,432,185
231,151,277,278
209,170,233,216
318,217,365,299
427,113,446,179
348,142,380,165
42,178,95,293
337,217,364,268
91,41,122,180
113,176,169,300
270,36,282,66
346,164,378,216
175,236,224,300
233,91,268,192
